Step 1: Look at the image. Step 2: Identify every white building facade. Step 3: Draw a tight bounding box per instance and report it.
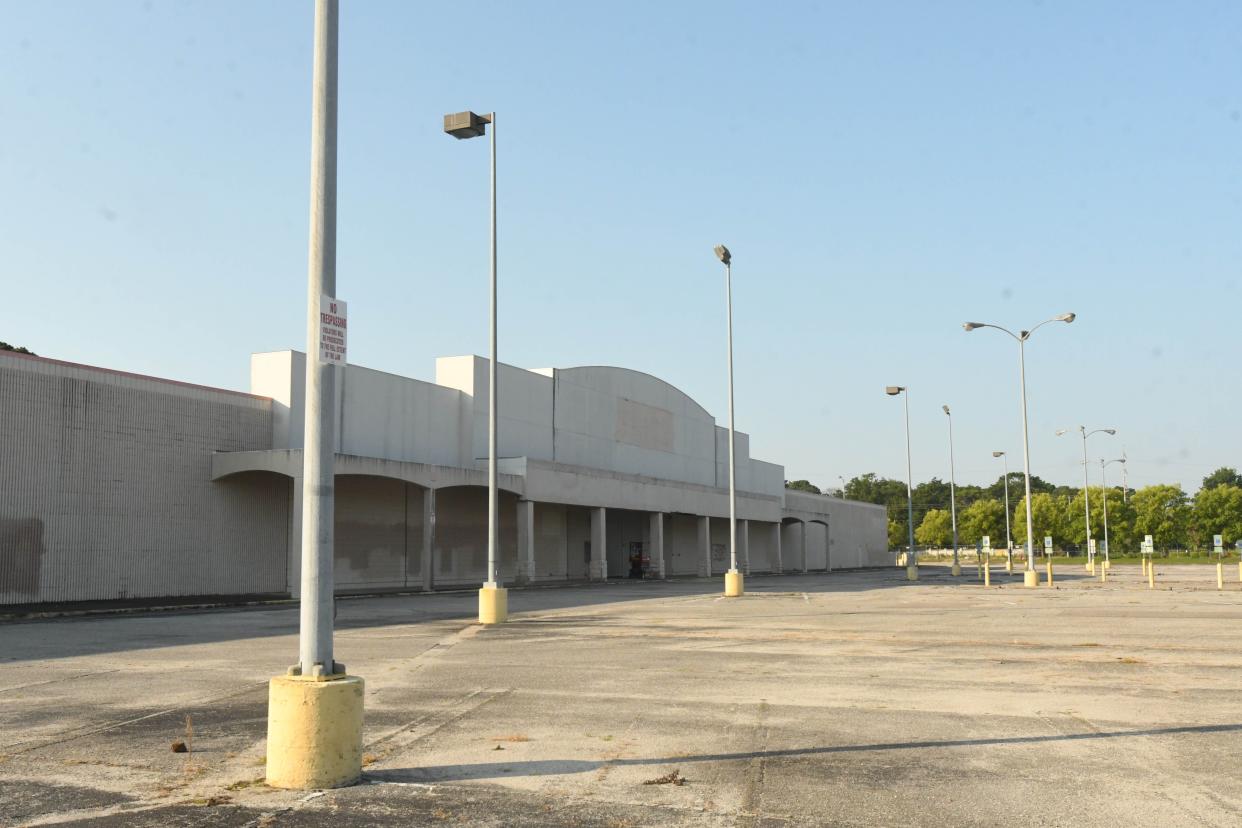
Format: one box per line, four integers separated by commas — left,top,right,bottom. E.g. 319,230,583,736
0,349,887,607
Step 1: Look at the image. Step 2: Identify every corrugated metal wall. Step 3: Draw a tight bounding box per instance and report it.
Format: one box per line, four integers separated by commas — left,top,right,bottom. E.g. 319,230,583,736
0,354,285,605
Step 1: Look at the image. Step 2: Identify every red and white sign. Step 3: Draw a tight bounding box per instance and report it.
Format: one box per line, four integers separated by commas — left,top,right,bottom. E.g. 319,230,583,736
319,295,347,365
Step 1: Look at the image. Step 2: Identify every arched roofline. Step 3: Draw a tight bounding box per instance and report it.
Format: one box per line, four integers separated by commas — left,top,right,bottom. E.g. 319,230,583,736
555,365,714,421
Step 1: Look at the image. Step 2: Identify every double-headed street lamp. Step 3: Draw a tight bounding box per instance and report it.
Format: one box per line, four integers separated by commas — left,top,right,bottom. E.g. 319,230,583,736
943,405,960,576
886,386,917,580
963,313,1076,588
992,451,1014,572
444,109,505,623
714,245,744,598
1100,457,1126,567
1056,425,1116,567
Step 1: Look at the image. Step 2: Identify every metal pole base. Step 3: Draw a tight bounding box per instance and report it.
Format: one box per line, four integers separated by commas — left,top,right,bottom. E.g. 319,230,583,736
724,569,744,597
951,562,961,577
267,674,364,790
906,565,919,581
479,584,508,624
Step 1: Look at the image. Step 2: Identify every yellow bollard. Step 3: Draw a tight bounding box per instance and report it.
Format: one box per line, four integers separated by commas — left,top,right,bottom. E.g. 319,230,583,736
1100,563,1107,583
984,559,991,587
1045,558,1053,587
1006,556,1013,574
1238,560,1241,583
1148,560,1155,590
1217,561,1224,591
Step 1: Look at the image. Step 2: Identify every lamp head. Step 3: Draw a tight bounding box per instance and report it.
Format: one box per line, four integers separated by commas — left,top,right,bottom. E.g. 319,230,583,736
963,322,984,332
1103,429,1117,435
1057,312,1076,323
885,386,904,396
713,244,731,265
942,405,950,415
443,110,490,139
1055,429,1069,436
992,451,1005,458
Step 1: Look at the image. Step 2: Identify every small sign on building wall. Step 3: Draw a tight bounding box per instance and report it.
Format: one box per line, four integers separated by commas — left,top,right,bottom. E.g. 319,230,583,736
319,295,348,365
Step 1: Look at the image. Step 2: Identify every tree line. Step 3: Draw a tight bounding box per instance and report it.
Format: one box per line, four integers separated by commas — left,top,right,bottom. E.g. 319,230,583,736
787,468,1242,553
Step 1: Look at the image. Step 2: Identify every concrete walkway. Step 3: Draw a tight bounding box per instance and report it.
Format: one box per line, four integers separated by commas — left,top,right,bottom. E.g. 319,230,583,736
2,565,1240,826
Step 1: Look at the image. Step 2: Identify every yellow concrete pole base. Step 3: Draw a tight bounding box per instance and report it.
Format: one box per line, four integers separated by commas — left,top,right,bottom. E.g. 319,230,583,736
266,675,364,790
1005,559,1013,574
724,570,744,597
951,562,961,576
1104,558,1111,570
906,565,919,581
479,585,508,624
1023,569,1039,588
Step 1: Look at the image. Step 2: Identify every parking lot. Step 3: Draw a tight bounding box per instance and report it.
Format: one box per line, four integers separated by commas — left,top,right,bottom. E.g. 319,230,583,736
2,564,1240,826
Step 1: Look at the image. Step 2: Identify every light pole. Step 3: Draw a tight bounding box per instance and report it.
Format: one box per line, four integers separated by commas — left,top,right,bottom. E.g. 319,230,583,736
943,405,960,576
714,245,744,597
1056,425,1116,569
444,109,505,623
992,451,1013,573
1101,457,1125,567
963,313,1076,588
267,0,364,792
886,386,917,580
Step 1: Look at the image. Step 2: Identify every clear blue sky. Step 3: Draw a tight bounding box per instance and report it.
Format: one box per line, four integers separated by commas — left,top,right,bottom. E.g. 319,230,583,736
3,1,1239,493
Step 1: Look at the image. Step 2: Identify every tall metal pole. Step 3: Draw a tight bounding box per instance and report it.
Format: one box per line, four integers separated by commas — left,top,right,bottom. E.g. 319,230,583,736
299,0,339,677
726,260,738,573
1080,427,1091,561
1122,447,1129,504
1100,458,1110,565
1018,338,1035,572
1002,453,1012,567
903,390,915,565
486,112,498,587
946,408,958,570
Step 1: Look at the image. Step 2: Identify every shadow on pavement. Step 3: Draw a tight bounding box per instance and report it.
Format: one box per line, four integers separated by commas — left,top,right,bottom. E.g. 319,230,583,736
367,722,1242,783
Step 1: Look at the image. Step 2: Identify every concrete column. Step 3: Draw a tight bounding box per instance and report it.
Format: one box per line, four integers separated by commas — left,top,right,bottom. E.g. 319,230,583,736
420,488,435,591
697,515,712,577
739,519,750,575
824,522,832,573
649,512,666,579
516,499,536,584
800,521,809,573
589,506,607,581
288,476,305,596
771,521,782,574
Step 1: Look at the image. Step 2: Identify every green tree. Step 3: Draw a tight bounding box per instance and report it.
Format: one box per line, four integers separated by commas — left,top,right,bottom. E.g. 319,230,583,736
960,498,1007,547
1063,487,1133,553
1192,484,1242,548
1201,467,1242,491
888,519,908,550
1131,484,1190,551
1013,493,1070,550
915,509,954,548
785,479,822,495
0,341,35,355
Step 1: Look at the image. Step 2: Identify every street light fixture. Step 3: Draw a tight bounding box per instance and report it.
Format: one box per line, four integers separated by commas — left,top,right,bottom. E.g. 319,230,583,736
886,386,917,580
1056,426,1117,570
943,405,960,576
444,109,504,623
714,245,743,598
962,313,1076,588
992,451,1014,573
1101,457,1126,567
